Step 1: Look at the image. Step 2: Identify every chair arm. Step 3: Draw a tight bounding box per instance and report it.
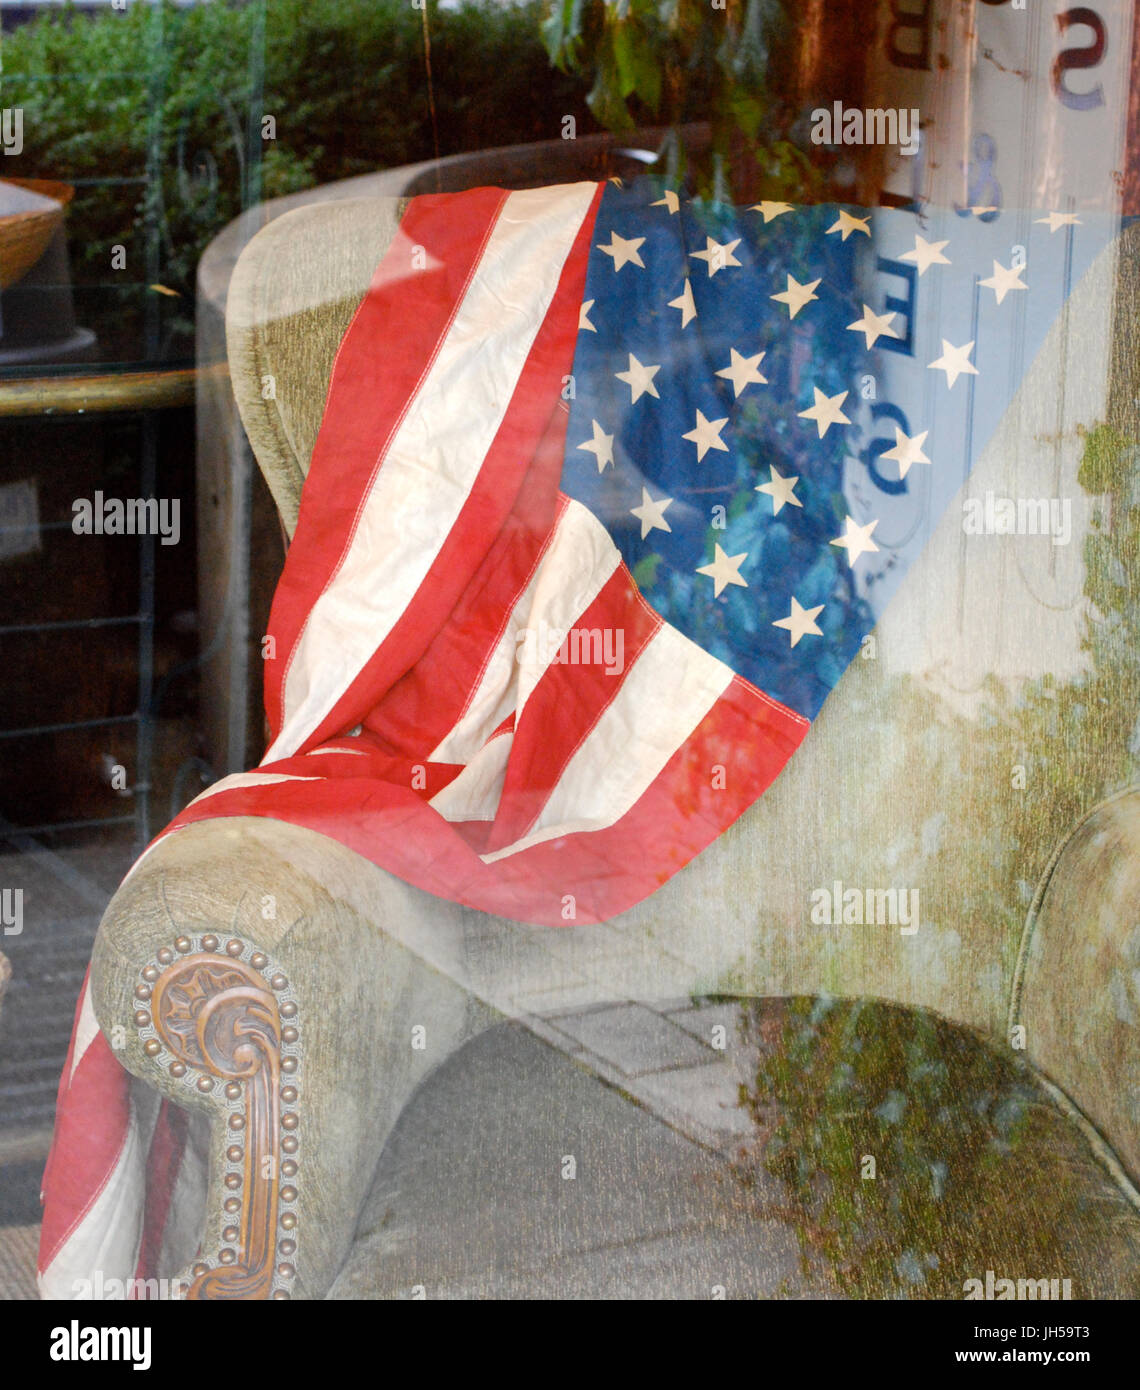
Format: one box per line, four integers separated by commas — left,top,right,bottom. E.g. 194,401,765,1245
89,815,490,1300
1011,786,1140,1200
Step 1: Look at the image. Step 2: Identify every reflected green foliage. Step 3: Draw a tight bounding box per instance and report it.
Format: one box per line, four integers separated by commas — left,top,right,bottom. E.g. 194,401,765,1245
735,996,1140,1298
3,0,594,351
541,0,826,203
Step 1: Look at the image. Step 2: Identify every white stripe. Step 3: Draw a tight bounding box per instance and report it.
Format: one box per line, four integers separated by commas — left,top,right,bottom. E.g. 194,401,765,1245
429,499,619,764
481,623,733,864
268,181,600,762
429,731,513,823
38,1088,160,1299
68,979,102,1086
187,772,323,808
427,583,536,766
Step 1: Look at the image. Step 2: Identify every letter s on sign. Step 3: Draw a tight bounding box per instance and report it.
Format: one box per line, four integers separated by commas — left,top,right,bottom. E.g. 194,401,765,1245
1052,8,1107,111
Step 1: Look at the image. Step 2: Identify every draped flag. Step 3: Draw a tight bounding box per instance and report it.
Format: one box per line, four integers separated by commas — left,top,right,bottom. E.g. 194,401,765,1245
39,177,1123,1294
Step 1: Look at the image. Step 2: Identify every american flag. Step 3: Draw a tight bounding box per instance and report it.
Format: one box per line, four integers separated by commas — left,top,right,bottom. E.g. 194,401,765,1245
39,178,1117,1294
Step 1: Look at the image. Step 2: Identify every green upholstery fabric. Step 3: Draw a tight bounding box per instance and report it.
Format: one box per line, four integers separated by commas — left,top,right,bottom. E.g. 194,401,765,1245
225,198,408,536
84,192,1140,1298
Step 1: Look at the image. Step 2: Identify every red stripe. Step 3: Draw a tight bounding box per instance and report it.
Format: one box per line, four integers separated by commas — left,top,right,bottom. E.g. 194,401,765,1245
167,673,806,928
220,739,467,803
361,438,571,759
38,969,91,1209
264,185,511,737
542,674,807,923
134,1101,189,1286
268,182,605,756
38,1022,133,1276
484,563,661,851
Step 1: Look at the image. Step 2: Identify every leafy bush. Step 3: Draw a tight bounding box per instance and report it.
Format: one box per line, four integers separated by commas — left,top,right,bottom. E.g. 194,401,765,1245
736,995,1140,1298
542,0,842,204
1,0,595,352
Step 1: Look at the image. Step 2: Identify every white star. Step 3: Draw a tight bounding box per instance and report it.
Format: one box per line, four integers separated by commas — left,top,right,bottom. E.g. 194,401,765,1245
690,235,743,278
927,338,979,389
846,304,900,349
577,419,614,473
668,279,698,328
715,348,767,398
826,209,871,241
773,596,824,647
630,486,673,540
682,409,730,461
755,466,802,515
579,299,596,333
979,259,1027,305
697,543,749,598
830,516,880,566
900,234,951,276
651,190,681,214
879,426,930,479
771,273,821,319
615,353,662,404
1035,210,1082,233
597,231,646,272
797,386,850,438
751,200,795,223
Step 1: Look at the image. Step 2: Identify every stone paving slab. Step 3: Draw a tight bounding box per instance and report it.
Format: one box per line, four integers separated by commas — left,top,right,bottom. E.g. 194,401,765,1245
631,1061,755,1151
544,1002,717,1079
521,998,758,1157
666,1001,746,1049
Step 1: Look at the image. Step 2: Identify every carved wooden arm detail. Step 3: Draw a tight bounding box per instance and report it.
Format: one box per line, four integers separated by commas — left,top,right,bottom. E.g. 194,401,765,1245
132,933,301,1300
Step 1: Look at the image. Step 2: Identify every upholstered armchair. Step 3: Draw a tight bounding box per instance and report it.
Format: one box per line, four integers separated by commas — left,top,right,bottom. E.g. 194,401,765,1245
81,193,1140,1300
